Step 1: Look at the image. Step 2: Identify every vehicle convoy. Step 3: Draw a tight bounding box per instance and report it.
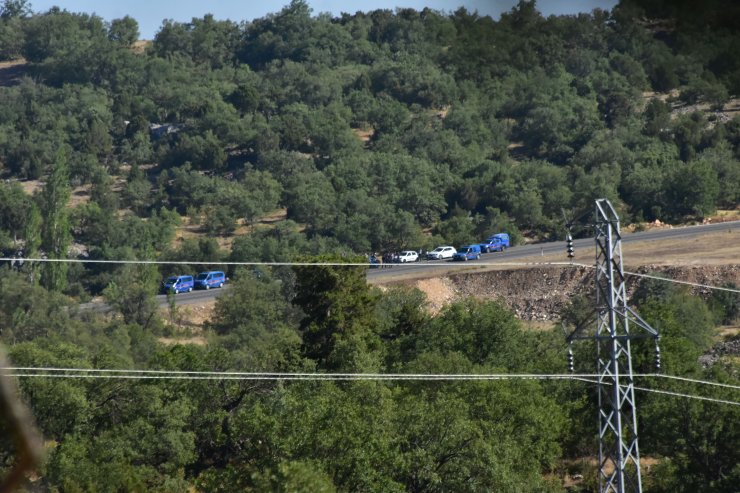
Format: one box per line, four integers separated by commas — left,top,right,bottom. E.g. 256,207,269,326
427,246,456,260
478,233,510,253
194,271,226,290
162,275,194,294
397,250,419,263
453,244,481,261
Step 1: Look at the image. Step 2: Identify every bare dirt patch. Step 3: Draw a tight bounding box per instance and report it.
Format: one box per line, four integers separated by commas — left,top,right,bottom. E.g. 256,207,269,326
160,300,216,328
18,179,42,195
260,208,288,223
352,127,375,143
131,40,151,54
473,229,739,270
69,184,91,208
158,301,214,346
172,209,289,250
411,277,456,314
621,229,740,267
13,180,93,208
642,90,740,125
158,336,207,346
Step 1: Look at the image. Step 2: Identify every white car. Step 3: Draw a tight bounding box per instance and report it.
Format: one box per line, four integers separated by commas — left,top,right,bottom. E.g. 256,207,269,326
427,246,456,260
398,250,419,263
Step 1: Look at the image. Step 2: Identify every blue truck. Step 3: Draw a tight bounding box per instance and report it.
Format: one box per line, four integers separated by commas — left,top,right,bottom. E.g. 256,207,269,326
478,233,510,253
452,244,481,261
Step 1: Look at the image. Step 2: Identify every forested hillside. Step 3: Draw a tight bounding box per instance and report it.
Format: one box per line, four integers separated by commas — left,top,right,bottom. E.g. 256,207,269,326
0,0,739,265
0,0,738,491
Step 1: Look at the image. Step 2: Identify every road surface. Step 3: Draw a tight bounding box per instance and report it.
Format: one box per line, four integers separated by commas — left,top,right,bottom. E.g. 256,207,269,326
81,220,737,311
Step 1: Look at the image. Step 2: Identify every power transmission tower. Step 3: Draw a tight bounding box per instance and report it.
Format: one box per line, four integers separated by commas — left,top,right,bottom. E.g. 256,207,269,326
566,199,659,493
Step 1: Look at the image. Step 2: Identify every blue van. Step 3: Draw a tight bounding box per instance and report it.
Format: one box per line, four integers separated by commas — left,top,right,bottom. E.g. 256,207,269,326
452,244,481,261
194,271,226,290
478,233,510,253
162,275,194,294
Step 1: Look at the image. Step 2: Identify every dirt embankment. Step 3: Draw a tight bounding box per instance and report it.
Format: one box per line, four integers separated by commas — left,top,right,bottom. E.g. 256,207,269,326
390,265,740,321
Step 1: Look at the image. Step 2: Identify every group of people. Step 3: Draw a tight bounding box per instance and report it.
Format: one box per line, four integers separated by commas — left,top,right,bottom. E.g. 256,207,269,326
368,252,394,267
368,250,424,267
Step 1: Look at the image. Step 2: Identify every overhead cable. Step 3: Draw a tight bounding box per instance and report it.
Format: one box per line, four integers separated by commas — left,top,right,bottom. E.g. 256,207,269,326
0,257,588,268
623,271,740,294
4,256,737,293
631,385,740,406
4,368,598,380
7,369,737,405
571,377,740,406
651,374,740,390
5,368,739,388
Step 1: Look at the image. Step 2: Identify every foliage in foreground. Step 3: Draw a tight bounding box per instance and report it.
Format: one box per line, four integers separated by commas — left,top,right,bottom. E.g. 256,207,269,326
0,266,737,492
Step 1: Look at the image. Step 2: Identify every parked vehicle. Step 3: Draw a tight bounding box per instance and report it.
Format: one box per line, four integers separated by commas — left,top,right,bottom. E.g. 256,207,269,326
194,271,226,290
397,250,419,263
453,244,481,261
427,246,456,260
162,275,194,294
479,233,510,253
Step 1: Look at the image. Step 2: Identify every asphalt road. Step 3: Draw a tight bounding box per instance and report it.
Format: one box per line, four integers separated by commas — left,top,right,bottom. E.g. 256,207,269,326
366,219,738,279
82,220,738,312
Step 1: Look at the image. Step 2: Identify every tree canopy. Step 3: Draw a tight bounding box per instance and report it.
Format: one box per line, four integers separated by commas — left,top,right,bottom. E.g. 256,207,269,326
0,1,738,491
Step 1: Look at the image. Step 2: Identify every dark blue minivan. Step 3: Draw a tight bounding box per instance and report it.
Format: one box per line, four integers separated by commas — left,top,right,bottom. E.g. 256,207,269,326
194,271,226,290
162,275,194,294
452,244,482,261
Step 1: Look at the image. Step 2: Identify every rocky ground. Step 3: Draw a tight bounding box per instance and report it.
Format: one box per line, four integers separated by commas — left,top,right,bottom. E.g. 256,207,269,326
395,264,740,321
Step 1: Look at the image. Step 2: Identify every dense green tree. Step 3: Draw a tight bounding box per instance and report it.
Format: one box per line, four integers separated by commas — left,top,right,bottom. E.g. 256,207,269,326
0,15,24,60
153,15,240,69
643,98,671,137
434,210,476,247
665,158,720,219
38,151,72,292
0,270,72,342
166,130,226,170
123,164,153,216
693,143,740,208
0,182,33,244
0,0,30,19
293,257,380,370
708,282,740,325
103,264,160,328
108,16,139,46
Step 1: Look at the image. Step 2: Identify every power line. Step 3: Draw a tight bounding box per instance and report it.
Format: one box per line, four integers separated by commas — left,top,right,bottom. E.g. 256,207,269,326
3,368,599,380
6,371,738,406
4,368,739,388
4,374,586,381
571,377,740,406
0,257,587,268
631,385,740,407
5,256,737,294
6,368,738,407
623,271,740,294
0,366,740,384
651,373,740,390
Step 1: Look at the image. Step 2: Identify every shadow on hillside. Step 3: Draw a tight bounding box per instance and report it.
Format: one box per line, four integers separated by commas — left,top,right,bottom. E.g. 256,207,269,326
0,59,28,87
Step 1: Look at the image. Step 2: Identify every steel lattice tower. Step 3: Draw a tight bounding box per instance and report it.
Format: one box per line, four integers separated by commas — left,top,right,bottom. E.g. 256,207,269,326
567,199,659,493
